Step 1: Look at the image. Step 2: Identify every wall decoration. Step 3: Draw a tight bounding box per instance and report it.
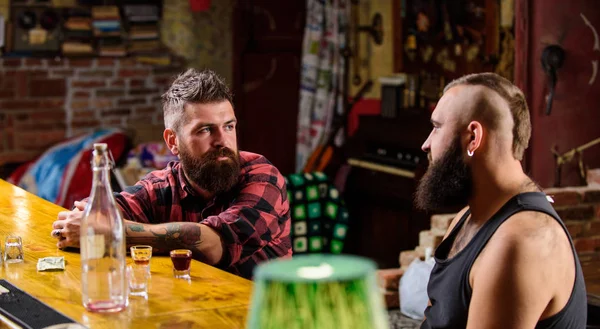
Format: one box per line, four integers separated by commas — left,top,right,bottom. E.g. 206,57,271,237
398,0,497,81
160,0,232,82
581,12,600,85
466,44,480,62
420,44,433,62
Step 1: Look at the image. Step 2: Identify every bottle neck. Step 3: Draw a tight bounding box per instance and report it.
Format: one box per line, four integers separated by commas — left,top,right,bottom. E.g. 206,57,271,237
90,155,113,197
92,167,111,187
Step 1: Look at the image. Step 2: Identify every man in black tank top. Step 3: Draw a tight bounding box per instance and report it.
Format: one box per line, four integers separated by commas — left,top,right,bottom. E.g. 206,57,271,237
414,73,586,328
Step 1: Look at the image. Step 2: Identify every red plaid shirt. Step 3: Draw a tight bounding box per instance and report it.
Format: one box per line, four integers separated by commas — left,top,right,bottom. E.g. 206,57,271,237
114,151,292,278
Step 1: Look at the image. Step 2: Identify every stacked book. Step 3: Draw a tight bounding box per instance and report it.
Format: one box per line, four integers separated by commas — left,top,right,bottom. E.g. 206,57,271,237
62,7,94,56
92,6,125,57
123,4,170,65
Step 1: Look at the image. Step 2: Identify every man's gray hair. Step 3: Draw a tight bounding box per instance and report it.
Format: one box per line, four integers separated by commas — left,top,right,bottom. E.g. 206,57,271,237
162,68,233,131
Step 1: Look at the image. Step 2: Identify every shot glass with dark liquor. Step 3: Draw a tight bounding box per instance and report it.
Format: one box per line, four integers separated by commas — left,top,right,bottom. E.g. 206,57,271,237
130,245,152,273
170,249,192,279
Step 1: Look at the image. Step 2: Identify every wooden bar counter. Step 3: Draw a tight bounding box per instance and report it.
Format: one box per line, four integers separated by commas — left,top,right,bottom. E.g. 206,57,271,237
0,179,253,328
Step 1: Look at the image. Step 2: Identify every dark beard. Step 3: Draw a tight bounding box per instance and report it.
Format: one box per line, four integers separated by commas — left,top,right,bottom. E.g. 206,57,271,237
179,145,241,195
415,136,472,212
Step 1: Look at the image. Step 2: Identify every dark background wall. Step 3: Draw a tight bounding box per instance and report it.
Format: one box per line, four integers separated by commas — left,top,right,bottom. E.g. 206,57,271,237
516,0,600,187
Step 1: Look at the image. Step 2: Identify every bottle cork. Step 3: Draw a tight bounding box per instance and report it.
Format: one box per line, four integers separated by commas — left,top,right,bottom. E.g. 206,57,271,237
93,143,108,152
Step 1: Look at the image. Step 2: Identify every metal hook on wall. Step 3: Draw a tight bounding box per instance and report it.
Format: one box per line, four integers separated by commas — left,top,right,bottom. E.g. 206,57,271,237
358,13,383,46
540,45,565,115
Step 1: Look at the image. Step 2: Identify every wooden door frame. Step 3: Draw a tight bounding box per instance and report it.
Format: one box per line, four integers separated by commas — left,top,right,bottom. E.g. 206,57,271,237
514,0,533,174
232,0,251,150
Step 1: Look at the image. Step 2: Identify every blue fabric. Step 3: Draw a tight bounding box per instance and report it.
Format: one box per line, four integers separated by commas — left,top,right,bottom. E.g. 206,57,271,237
19,129,117,203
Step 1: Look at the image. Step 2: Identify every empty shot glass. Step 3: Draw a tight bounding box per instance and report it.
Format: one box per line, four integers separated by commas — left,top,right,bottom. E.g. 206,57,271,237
170,249,192,279
4,236,23,264
127,265,149,298
130,245,152,272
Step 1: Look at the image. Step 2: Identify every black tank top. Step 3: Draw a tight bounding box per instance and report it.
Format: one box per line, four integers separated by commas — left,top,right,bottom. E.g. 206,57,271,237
421,192,587,329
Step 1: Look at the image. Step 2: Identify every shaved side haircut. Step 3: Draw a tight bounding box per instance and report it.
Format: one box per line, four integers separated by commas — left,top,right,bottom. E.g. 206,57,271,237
444,73,531,160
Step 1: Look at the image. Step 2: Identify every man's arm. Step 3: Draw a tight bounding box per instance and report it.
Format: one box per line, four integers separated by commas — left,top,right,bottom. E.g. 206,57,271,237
54,161,291,269
124,220,223,265
122,168,290,269
122,165,290,269
200,173,291,269
55,201,225,264
465,214,555,329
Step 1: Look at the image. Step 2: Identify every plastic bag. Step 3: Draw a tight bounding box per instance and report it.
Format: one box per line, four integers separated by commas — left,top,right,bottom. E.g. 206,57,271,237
399,250,435,320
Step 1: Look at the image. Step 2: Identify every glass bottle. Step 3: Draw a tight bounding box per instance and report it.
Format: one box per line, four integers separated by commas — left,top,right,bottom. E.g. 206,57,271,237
80,143,128,312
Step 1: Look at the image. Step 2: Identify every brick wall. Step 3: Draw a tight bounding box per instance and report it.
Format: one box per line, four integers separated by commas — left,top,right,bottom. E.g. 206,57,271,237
546,186,600,255
0,57,183,166
399,214,452,269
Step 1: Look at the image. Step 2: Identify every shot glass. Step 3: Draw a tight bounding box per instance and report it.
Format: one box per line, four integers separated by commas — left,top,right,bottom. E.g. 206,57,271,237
127,265,149,298
170,249,192,279
4,236,23,264
130,245,152,272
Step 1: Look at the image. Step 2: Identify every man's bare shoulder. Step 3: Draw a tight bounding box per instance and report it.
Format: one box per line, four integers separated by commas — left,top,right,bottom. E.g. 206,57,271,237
475,210,571,267
494,211,562,248
474,210,573,287
471,210,575,321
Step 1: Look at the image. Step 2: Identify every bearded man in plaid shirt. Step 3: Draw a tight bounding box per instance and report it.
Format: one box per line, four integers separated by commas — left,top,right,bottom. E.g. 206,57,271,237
52,69,292,279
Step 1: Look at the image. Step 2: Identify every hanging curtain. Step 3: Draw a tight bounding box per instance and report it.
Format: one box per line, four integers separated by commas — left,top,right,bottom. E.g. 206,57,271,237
296,0,349,172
